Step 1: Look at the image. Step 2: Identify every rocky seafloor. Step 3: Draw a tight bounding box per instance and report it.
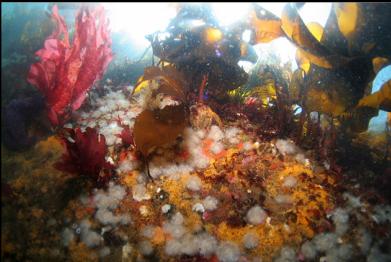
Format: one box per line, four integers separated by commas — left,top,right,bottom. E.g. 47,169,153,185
2,87,391,262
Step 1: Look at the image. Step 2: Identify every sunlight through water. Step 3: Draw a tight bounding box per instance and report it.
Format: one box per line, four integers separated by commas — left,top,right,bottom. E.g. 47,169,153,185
102,2,332,67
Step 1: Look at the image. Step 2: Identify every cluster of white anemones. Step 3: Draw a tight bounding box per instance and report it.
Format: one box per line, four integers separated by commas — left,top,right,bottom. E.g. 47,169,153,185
296,192,391,262
275,139,311,167
114,124,253,182
61,182,131,258
141,218,241,261
73,90,142,147
63,89,280,260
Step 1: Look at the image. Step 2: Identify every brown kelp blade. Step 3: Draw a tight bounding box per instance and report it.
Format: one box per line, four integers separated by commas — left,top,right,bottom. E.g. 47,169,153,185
333,3,391,58
247,4,284,44
358,80,391,112
281,4,347,69
133,109,186,157
133,66,188,157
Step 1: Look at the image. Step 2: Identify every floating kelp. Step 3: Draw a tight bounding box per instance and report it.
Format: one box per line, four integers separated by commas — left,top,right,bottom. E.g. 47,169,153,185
247,4,284,44
245,3,391,133
359,80,391,111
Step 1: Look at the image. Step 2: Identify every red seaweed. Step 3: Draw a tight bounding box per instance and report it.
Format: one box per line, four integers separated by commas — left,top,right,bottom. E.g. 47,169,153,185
55,127,113,187
198,74,208,104
114,118,134,148
118,126,134,148
27,4,113,126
